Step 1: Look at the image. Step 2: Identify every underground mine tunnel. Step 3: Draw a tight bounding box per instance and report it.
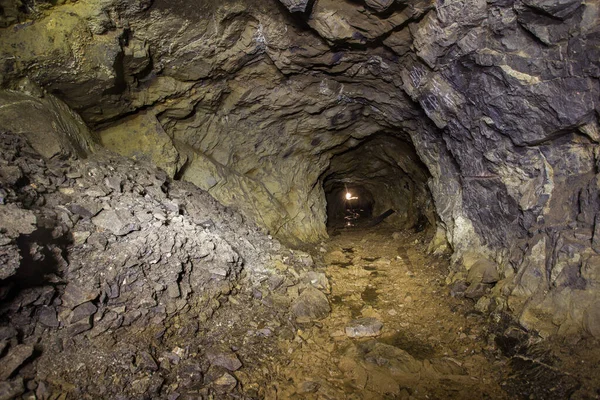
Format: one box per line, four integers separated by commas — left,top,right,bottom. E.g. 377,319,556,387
323,133,433,231
0,0,600,398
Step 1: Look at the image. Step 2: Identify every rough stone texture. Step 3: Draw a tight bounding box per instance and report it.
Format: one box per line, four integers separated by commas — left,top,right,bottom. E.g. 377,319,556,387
0,345,34,380
345,318,384,337
0,0,599,340
291,287,331,321
0,89,96,158
0,120,321,397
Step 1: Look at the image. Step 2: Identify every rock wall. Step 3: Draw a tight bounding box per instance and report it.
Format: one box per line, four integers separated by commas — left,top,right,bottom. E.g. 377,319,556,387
1,0,600,337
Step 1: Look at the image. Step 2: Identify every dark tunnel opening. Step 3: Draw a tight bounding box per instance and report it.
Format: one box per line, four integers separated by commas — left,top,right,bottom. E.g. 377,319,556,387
322,133,435,234
325,184,375,229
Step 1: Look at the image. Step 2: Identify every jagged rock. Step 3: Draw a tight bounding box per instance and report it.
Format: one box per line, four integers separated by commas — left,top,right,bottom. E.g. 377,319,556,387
0,327,17,341
345,318,383,338
464,283,491,301
467,259,500,285
583,300,600,339
365,0,394,12
62,284,100,309
363,342,421,373
0,204,36,238
213,372,237,392
68,318,93,336
0,345,34,380
38,307,59,328
291,287,331,321
0,90,95,158
92,209,141,236
278,0,310,12
303,271,330,293
136,351,159,372
206,350,243,372
70,302,98,324
0,377,24,400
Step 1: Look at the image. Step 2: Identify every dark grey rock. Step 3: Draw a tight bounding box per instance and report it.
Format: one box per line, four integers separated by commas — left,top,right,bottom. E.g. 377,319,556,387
136,351,159,372
38,307,59,328
0,326,17,341
92,209,140,236
365,0,394,12
291,287,331,321
63,284,99,309
206,350,242,372
464,283,492,300
0,345,34,380
70,302,98,323
0,377,24,400
278,0,310,12
67,318,92,336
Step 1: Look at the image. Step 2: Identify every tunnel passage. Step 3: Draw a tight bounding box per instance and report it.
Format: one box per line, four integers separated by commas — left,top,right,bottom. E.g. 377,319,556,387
323,133,435,232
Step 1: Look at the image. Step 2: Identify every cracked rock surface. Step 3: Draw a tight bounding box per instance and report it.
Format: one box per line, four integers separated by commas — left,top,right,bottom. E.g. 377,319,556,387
1,0,600,377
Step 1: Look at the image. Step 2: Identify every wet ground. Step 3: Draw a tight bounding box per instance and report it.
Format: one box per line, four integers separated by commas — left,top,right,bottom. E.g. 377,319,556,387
261,226,600,399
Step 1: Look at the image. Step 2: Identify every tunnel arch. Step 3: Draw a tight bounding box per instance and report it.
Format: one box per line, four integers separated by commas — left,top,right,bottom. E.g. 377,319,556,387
321,132,435,232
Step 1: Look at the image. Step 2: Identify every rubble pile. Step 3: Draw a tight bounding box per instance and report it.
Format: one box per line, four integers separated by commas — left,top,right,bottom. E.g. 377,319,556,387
0,131,329,399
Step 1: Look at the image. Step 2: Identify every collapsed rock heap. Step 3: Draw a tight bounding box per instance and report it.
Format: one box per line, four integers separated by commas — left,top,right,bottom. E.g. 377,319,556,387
0,130,329,399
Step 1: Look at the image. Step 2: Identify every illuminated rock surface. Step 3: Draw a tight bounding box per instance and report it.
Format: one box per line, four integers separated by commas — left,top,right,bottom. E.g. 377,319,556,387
0,0,600,398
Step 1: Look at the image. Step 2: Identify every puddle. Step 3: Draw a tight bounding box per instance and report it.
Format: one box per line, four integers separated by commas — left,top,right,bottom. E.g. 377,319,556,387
361,286,379,304
379,332,436,360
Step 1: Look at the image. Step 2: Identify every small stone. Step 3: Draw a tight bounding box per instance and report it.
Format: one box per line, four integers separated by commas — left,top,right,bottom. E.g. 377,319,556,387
345,318,383,338
72,231,91,246
298,381,320,393
167,283,180,299
0,345,34,380
467,259,500,285
213,373,237,392
206,350,242,372
0,377,24,400
303,271,330,293
365,0,394,12
291,287,331,321
38,306,59,328
464,283,492,300
62,284,99,309
450,280,468,297
137,351,159,372
70,302,97,323
92,209,140,236
67,318,92,336
267,274,284,290
252,288,263,300
325,250,347,264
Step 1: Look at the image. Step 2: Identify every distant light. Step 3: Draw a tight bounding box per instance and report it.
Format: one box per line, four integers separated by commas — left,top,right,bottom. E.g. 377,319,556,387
345,192,358,200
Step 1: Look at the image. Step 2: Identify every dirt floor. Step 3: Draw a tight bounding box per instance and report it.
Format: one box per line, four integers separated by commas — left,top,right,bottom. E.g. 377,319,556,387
260,226,600,400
